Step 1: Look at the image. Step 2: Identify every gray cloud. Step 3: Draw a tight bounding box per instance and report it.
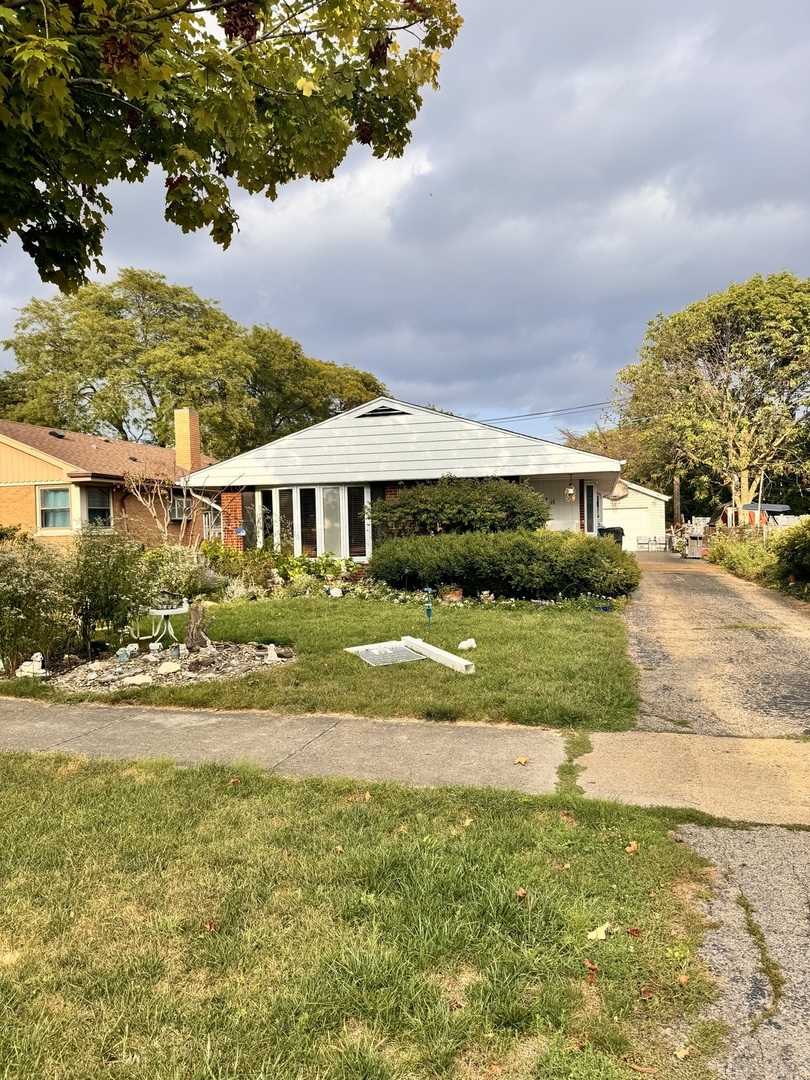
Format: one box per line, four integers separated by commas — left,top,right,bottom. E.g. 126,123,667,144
2,0,810,438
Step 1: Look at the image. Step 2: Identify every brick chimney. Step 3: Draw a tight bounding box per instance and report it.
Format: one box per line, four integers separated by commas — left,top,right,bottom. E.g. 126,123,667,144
174,408,202,474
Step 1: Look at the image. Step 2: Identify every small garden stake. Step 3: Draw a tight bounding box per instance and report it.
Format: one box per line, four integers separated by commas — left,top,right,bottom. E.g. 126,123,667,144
424,587,433,632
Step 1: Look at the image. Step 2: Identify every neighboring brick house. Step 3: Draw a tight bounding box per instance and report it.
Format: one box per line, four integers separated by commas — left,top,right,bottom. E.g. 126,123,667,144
0,409,218,546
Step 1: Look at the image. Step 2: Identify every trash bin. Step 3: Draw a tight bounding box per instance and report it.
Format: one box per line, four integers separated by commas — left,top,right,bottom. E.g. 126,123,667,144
597,526,625,547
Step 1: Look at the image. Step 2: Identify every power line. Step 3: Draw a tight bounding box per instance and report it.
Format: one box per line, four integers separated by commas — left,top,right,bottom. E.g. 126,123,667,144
482,401,611,423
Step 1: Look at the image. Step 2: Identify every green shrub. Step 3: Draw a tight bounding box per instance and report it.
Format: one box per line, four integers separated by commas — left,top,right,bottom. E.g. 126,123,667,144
367,475,551,538
705,535,776,583
368,530,641,599
142,545,212,602
200,539,354,589
199,538,247,578
0,541,73,674
66,530,149,654
769,517,810,582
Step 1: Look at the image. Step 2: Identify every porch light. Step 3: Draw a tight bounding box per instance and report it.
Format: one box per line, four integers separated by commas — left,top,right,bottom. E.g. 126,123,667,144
564,478,576,503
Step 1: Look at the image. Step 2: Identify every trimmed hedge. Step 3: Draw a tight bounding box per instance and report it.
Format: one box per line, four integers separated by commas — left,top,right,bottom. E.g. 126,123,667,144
368,530,641,599
366,475,551,538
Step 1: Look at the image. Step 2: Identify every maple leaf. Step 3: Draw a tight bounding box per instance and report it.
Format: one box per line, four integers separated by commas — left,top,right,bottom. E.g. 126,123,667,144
514,757,530,766
587,922,610,941
625,841,639,855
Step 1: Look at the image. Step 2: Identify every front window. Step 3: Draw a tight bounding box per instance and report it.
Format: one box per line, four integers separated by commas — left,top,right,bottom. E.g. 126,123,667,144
86,487,112,527
347,487,367,557
40,487,70,529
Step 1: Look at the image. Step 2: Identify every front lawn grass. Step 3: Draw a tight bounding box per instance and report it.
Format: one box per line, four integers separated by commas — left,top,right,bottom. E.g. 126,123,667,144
0,754,719,1080
1,597,639,730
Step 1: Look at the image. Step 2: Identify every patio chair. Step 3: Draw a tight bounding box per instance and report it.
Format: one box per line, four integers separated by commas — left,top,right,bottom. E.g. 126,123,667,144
636,536,651,550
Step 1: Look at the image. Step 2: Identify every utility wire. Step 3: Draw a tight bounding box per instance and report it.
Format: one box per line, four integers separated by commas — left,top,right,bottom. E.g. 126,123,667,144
482,401,611,423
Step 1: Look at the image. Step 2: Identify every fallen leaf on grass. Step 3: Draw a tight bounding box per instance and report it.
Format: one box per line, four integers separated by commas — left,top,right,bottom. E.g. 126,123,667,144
447,997,464,1011
562,862,571,871
678,974,690,985
639,985,656,999
203,919,216,933
559,810,578,825
674,1049,690,1060
227,776,242,785
347,792,372,803
514,757,530,766
583,958,599,972
625,841,639,855
335,845,344,854
627,927,643,937
625,1062,658,1076
516,887,528,899
587,922,611,941
488,1066,502,1076
462,817,473,827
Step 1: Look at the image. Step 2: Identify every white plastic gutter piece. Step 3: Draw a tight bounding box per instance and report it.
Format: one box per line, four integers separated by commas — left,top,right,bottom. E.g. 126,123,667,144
400,637,476,675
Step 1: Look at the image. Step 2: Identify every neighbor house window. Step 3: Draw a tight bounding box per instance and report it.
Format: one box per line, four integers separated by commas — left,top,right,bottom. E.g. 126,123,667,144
86,487,112,527
40,487,70,529
169,497,193,522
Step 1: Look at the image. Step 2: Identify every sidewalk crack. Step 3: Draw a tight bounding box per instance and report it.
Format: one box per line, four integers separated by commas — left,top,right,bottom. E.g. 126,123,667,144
267,717,343,774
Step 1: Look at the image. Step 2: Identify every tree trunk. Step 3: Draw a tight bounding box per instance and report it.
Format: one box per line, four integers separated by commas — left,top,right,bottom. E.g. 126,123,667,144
733,470,760,514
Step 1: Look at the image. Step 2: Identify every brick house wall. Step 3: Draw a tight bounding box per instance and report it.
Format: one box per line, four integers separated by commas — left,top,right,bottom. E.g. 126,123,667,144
0,485,38,534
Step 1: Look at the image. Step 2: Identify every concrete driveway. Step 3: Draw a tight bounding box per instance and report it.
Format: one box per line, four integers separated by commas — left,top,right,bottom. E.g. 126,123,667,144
626,553,810,737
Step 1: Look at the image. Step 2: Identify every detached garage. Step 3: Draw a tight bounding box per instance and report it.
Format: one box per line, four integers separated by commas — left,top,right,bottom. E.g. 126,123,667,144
601,480,670,550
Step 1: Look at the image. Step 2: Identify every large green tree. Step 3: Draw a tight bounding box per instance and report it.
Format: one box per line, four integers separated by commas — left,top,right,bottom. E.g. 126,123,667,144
0,0,461,291
0,268,387,457
615,272,810,514
244,325,386,443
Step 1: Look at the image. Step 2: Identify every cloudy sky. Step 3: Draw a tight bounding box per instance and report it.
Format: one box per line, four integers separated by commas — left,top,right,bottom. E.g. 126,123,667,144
3,0,810,439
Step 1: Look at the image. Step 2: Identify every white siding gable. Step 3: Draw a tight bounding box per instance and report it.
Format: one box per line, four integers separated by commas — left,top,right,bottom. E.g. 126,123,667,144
186,398,623,488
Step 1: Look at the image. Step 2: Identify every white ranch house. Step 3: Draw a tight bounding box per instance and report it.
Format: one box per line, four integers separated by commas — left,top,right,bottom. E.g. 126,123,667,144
185,397,650,559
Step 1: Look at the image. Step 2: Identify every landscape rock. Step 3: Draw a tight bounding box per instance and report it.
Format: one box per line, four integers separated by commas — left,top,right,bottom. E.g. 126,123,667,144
48,640,296,694
122,674,153,687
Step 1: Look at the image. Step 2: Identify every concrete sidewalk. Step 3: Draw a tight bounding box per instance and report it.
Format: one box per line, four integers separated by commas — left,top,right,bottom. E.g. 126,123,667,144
0,698,565,794
581,731,810,824
3,698,810,824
